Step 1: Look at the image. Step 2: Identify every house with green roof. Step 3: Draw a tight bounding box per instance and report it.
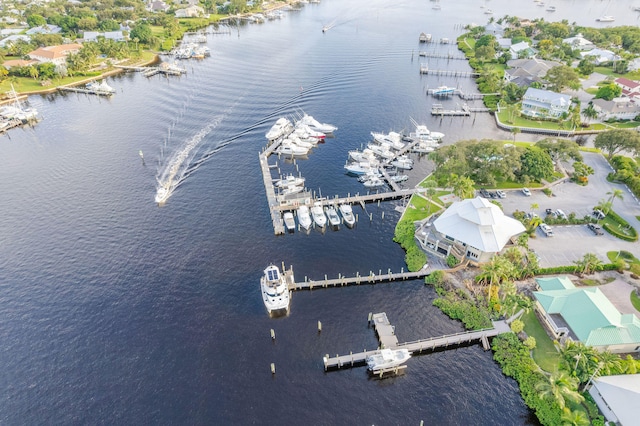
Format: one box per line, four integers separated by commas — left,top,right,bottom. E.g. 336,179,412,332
533,276,640,353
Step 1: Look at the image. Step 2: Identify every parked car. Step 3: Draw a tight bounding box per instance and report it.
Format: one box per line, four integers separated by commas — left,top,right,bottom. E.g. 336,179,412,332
587,223,604,236
545,208,553,215
554,209,568,220
479,189,491,198
522,188,531,196
539,223,554,237
524,212,539,220
593,209,605,220
495,190,506,198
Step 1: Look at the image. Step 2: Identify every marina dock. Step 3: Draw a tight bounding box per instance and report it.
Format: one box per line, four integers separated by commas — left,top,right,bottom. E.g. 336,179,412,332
419,64,479,77
59,87,114,97
114,64,186,77
431,104,491,116
322,312,512,371
289,266,430,290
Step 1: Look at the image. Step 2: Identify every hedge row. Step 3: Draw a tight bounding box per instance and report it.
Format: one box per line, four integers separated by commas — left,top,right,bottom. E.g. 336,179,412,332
533,262,621,276
603,222,638,242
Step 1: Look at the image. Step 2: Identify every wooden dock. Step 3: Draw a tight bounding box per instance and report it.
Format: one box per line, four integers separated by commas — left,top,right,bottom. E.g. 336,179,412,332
419,65,479,77
59,87,114,97
289,266,430,290
259,137,286,235
417,52,466,60
322,312,512,371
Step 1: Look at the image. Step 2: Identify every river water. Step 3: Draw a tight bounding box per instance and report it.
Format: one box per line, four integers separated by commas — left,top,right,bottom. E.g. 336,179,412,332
1,0,635,424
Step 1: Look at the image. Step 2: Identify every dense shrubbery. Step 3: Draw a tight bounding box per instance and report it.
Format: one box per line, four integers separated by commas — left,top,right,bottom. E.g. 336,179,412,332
432,289,492,330
603,210,638,242
609,155,640,199
492,334,564,426
393,220,427,271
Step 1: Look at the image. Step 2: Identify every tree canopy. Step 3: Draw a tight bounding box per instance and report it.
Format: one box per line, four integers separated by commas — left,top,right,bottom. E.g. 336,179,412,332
594,129,640,159
545,65,581,92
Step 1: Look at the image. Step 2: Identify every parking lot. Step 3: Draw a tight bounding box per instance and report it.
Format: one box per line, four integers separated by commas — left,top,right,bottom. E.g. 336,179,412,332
483,152,640,267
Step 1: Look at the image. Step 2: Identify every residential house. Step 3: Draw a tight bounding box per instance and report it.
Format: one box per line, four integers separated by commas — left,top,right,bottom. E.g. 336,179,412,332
504,58,561,87
533,276,640,353
175,5,206,18
484,22,505,37
27,43,83,66
0,34,31,48
627,57,640,72
25,24,61,35
83,31,126,42
562,33,595,51
589,374,640,426
581,48,621,65
591,97,640,120
521,87,571,119
2,59,38,69
416,197,526,263
614,77,640,98
496,38,512,50
510,41,536,59
148,0,170,12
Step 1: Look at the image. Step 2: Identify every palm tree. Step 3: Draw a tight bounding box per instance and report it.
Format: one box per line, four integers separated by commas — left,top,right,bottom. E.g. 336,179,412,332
477,255,515,304
535,370,584,410
561,408,590,426
573,253,603,275
559,341,599,383
595,350,623,376
606,188,624,211
595,199,612,216
511,127,521,142
448,174,476,200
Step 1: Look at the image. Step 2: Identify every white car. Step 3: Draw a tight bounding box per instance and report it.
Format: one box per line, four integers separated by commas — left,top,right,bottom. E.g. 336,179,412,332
495,190,506,198
554,209,568,220
522,188,531,196
539,223,554,237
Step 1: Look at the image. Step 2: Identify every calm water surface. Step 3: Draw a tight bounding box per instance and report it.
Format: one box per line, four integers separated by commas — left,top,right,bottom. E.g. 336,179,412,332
2,0,633,424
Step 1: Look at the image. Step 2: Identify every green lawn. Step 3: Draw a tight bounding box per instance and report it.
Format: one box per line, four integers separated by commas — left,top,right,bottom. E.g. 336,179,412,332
607,250,640,265
401,194,443,223
631,292,640,313
522,310,560,372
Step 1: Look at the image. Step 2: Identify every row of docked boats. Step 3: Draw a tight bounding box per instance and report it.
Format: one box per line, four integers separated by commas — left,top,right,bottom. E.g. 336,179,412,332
171,43,211,59
283,202,356,233
266,114,337,157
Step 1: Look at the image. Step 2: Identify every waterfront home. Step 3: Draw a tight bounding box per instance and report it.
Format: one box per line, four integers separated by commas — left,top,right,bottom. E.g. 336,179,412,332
175,5,207,18
580,48,621,65
82,31,126,42
0,34,31,48
509,41,536,59
592,97,640,121
533,276,640,353
614,77,640,98
26,24,61,35
589,374,640,425
2,59,38,70
416,197,526,264
484,22,505,37
521,88,571,119
504,58,561,87
27,43,83,66
148,0,170,12
562,33,595,51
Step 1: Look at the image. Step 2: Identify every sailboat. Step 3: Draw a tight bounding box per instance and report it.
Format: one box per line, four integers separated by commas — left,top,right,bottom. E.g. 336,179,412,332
0,85,38,123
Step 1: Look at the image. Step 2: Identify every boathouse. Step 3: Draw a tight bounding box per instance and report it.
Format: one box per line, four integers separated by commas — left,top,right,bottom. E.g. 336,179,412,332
533,276,640,353
416,197,525,263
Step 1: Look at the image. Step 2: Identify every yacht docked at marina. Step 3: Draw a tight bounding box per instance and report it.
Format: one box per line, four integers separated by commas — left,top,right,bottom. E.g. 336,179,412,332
338,204,356,228
266,117,294,141
260,264,290,315
366,348,411,373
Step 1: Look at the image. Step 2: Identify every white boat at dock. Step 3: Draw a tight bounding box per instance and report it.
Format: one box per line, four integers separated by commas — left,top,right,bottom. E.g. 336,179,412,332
362,175,386,188
412,141,437,153
276,140,309,156
389,156,414,170
338,204,356,228
311,202,327,228
390,174,409,183
366,348,411,373
344,161,378,176
371,131,405,150
283,212,296,232
366,143,396,160
280,184,305,197
596,15,615,22
348,148,378,163
297,113,337,134
297,205,312,231
409,118,445,142
266,117,293,141
85,80,116,95
294,123,325,140
325,205,341,229
432,86,455,96
275,174,305,188
260,264,290,315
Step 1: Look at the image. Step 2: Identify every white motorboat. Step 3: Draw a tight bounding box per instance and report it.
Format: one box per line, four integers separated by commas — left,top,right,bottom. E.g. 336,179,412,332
155,185,170,204
283,212,296,232
280,184,305,197
297,205,312,231
366,143,396,160
371,131,405,150
348,148,378,163
275,174,305,188
311,202,327,228
390,174,409,183
338,204,356,228
344,161,378,176
412,141,436,153
325,205,341,229
260,264,290,314
297,113,338,134
86,80,116,95
596,16,615,22
546,6,556,12
432,86,455,96
266,117,293,141
0,104,38,122
390,156,414,170
409,119,445,142
366,348,411,373
287,135,314,150
295,123,325,140
277,140,308,156
363,176,386,188
357,169,382,183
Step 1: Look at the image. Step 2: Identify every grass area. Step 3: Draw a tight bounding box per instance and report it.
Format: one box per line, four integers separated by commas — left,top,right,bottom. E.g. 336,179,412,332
549,171,565,182
631,291,640,312
593,66,640,80
637,216,640,222
607,250,640,266
601,215,638,239
522,309,560,373
401,194,443,223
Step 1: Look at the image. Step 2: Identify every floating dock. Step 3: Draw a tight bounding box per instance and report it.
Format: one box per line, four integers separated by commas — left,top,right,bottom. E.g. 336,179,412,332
322,312,512,371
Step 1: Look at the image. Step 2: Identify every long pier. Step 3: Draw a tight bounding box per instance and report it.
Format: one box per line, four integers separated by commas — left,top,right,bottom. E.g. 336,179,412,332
59,87,114,97
259,137,287,234
420,65,480,77
323,312,512,371
289,266,430,290
417,52,467,60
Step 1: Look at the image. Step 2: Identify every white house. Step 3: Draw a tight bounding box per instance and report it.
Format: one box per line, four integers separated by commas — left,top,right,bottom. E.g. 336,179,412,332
521,87,572,119
510,41,536,58
175,5,206,18
581,48,621,65
591,97,640,120
416,197,525,263
562,33,595,51
504,58,561,87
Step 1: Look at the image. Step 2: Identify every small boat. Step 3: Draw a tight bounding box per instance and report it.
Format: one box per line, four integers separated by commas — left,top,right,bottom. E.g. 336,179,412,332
390,174,409,183
546,6,556,12
409,119,445,142
275,174,305,188
297,113,337,134
366,348,411,373
338,204,356,228
363,176,386,188
366,143,396,160
432,86,455,96
155,185,170,204
283,212,296,233
484,9,493,14
276,140,308,156
311,202,327,228
280,184,305,197
86,80,116,95
596,16,615,22
348,149,378,163
325,205,341,229
344,161,378,176
266,117,293,141
294,123,325,140
297,205,312,231
260,264,290,315
390,156,414,170
412,141,436,153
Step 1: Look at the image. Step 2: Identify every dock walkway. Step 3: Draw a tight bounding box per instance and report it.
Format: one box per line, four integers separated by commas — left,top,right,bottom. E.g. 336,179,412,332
259,138,286,234
323,312,511,371
289,267,430,290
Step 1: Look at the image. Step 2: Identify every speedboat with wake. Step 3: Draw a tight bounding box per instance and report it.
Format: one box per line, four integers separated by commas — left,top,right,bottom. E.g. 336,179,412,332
260,264,290,315
155,184,171,204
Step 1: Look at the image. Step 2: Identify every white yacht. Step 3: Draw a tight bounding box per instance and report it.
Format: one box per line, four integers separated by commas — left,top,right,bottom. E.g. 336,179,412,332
283,212,296,233
371,131,405,150
390,156,414,170
338,204,356,228
293,124,325,141
325,205,341,229
596,16,615,22
266,117,293,141
276,140,308,156
409,119,445,142
366,143,396,160
297,205,312,231
311,202,327,228
275,174,305,188
344,161,378,176
260,264,290,315
363,176,386,188
86,80,116,95
366,348,411,373
297,113,337,134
